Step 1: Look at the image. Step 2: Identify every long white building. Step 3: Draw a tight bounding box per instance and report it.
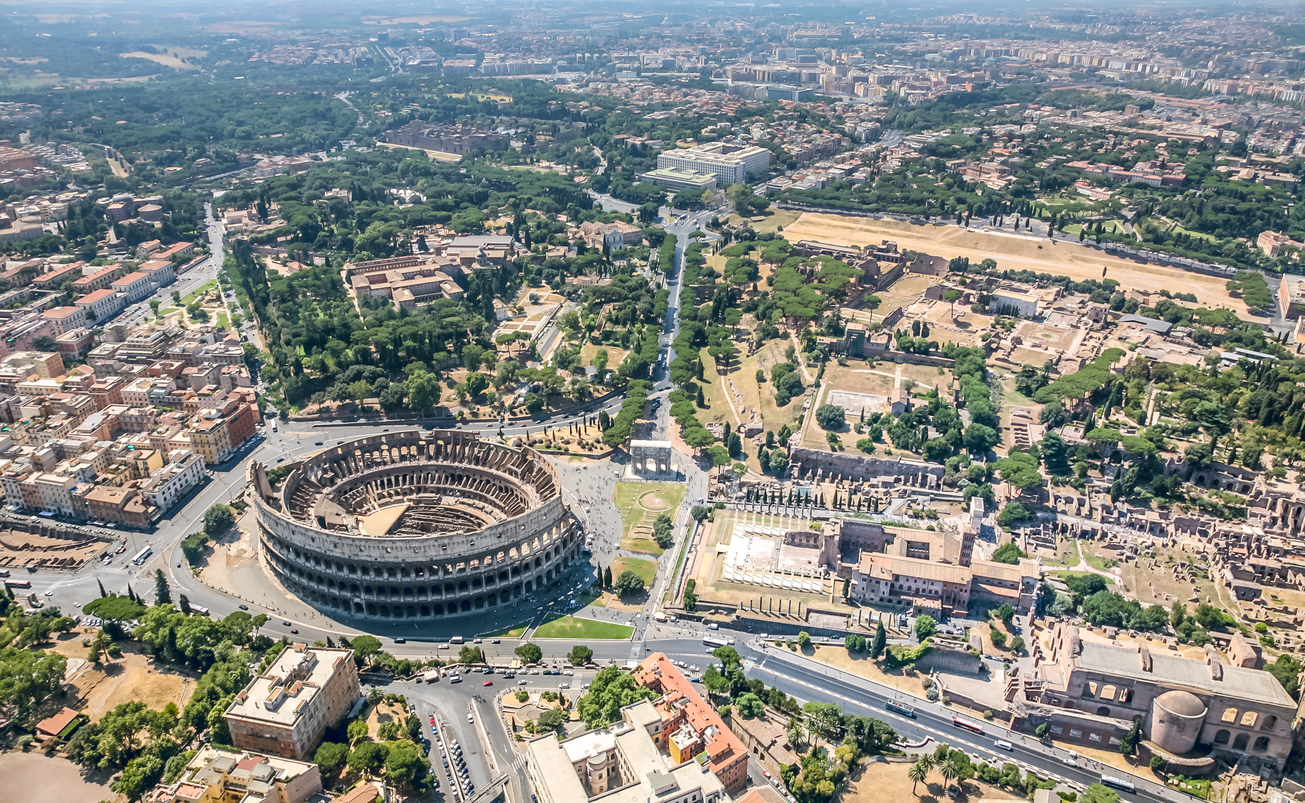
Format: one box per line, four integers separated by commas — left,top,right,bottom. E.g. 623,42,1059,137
656,143,773,185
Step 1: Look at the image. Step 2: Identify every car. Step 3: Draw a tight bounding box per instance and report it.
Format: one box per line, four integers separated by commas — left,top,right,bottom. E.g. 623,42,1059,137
315,441,323,445
468,714,474,723
491,639,501,644
290,628,299,634
530,669,541,675
394,637,406,644
430,716,436,724
519,679,528,686
563,669,573,676
483,680,493,686
762,771,772,780
43,590,53,597
282,621,290,626
239,604,249,610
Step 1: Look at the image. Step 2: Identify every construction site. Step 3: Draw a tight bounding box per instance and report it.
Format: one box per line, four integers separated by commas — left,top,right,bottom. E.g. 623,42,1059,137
0,521,116,571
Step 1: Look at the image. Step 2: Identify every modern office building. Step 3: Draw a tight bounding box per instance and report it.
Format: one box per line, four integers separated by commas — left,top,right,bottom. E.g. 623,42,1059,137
656,143,773,185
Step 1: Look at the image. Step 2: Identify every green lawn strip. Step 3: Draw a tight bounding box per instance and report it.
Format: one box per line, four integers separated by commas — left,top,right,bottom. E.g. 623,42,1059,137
180,279,217,306
611,556,658,586
532,615,633,640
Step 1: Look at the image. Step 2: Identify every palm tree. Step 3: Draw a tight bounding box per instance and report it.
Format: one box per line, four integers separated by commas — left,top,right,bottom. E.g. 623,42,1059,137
89,630,111,664
939,756,960,788
786,716,805,749
908,760,929,796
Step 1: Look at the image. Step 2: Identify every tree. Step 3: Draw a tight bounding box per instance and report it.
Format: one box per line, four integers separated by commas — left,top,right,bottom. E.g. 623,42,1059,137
314,742,349,780
736,692,765,718
603,565,613,588
384,740,431,795
459,646,485,664
0,646,67,723
350,635,383,664
944,289,963,321
815,404,846,431
870,620,887,658
538,708,568,731
348,741,389,775
154,569,171,606
577,665,658,728
1118,719,1142,755
405,369,442,413
908,759,929,795
915,615,936,641
203,504,235,538
797,631,812,648
346,718,369,746
568,645,594,666
516,643,543,664
613,570,645,598
991,542,1027,564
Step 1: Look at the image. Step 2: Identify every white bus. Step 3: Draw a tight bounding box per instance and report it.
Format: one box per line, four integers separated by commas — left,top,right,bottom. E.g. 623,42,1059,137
131,545,152,565
188,605,210,616
703,635,732,649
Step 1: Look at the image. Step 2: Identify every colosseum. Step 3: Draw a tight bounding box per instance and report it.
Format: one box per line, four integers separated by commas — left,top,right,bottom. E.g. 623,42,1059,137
248,429,582,620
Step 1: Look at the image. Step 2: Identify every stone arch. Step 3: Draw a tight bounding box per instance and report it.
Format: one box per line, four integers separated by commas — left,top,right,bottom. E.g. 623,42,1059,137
1233,733,1249,751
1240,711,1258,727
1096,706,1111,717
1213,729,1230,745
1261,715,1277,731
1253,736,1269,753
1221,707,1238,723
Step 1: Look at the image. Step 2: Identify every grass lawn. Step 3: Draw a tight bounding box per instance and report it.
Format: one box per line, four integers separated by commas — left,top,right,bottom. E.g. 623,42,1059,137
613,481,685,555
217,312,230,329
484,621,530,638
611,556,658,586
532,615,633,640
1172,777,1211,799
180,279,217,306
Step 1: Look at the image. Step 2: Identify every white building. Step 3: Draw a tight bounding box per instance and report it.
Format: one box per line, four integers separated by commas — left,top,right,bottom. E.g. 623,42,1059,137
656,143,773,185
141,450,207,513
988,287,1040,318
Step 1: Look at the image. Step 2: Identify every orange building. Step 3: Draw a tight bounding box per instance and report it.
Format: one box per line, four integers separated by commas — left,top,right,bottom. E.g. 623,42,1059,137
635,653,749,792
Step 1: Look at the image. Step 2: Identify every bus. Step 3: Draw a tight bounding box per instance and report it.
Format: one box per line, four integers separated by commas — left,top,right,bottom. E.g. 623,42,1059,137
1100,776,1135,793
952,716,985,735
885,699,916,718
188,605,210,617
703,636,732,649
449,636,465,644
131,546,152,565
4,579,32,589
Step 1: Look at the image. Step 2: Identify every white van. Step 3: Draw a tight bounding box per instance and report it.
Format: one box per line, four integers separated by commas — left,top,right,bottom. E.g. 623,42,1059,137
994,740,1013,751
707,622,719,631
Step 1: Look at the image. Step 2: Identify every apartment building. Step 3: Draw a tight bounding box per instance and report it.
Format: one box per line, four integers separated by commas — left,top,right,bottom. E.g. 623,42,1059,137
140,450,206,512
578,221,644,252
145,745,323,803
633,653,748,792
526,696,727,803
225,645,361,761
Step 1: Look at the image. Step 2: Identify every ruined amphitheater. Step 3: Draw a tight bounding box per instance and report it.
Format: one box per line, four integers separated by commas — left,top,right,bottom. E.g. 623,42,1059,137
249,429,581,620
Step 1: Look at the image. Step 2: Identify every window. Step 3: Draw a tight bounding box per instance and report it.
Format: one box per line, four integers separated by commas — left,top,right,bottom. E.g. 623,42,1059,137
1089,733,1102,742
1084,682,1097,698
1069,729,1083,738
1220,707,1238,723
1253,737,1270,753
1261,715,1277,731
1100,685,1117,701
1233,733,1250,751
1240,711,1258,728
1051,726,1063,735
1096,707,1112,717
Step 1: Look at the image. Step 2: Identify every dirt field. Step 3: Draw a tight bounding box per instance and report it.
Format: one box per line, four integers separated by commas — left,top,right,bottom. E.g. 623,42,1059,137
845,755,1030,803
120,51,200,70
0,753,113,803
0,527,111,571
784,214,1250,315
60,644,196,721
